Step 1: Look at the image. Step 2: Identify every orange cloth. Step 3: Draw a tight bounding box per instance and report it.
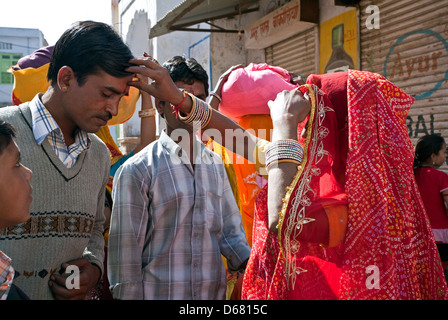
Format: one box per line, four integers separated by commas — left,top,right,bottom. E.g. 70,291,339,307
325,205,348,248
232,114,272,246
11,63,50,105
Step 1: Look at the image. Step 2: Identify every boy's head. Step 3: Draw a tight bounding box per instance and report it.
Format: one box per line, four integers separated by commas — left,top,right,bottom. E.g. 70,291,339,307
155,56,209,131
162,56,209,98
48,20,134,86
46,20,136,134
0,121,33,229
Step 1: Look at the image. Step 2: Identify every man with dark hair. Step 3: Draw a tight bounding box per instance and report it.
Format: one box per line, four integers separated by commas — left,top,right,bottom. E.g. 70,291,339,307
108,56,250,300
0,21,134,300
162,56,209,100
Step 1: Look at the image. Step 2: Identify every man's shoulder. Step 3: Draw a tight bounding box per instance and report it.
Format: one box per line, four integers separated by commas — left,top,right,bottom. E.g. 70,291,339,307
0,104,31,131
83,134,111,181
0,104,25,118
200,143,225,166
128,139,160,164
116,140,161,175
89,133,111,163
90,132,107,146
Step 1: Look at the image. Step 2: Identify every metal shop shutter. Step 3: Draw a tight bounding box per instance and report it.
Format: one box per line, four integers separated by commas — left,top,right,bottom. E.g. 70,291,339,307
359,0,448,149
265,25,319,79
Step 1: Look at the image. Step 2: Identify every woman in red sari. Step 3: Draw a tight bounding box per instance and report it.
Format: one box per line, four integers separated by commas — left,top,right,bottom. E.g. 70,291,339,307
242,69,448,300
123,57,447,300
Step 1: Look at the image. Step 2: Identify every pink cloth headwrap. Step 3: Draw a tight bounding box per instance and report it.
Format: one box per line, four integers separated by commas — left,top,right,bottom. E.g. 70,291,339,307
219,63,298,120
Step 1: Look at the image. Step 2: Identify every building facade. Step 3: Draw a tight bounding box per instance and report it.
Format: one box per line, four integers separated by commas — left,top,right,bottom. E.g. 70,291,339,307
0,27,47,107
113,0,448,172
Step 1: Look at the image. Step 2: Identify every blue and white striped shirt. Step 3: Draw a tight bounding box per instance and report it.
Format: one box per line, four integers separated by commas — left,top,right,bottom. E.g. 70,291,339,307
108,130,251,300
29,94,91,168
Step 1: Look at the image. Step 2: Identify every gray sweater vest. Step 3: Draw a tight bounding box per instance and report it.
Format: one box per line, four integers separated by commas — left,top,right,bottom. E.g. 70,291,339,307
0,103,110,300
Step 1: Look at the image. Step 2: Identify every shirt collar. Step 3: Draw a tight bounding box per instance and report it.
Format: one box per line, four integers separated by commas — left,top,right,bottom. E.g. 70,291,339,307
29,94,91,148
29,94,58,145
159,130,209,165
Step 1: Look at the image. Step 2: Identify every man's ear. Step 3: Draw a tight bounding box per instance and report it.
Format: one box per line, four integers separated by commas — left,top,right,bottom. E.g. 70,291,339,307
57,66,75,92
154,98,165,116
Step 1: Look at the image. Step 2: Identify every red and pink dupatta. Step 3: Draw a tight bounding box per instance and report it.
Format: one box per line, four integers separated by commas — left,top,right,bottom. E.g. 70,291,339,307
242,69,448,300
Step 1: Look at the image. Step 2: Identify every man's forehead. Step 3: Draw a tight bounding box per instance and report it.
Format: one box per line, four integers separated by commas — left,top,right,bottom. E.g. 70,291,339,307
87,69,132,91
100,74,133,95
176,80,206,97
104,84,130,95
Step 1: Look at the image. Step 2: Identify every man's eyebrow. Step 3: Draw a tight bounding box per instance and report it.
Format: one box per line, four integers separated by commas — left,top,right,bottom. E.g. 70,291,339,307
105,86,130,97
104,86,124,95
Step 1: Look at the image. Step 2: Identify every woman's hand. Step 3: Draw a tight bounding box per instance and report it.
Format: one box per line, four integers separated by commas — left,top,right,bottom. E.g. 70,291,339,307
208,64,244,109
126,56,185,107
268,89,310,141
214,64,244,96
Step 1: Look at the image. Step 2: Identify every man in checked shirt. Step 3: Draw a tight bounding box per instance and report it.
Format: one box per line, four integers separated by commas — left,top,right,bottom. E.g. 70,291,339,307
108,56,251,300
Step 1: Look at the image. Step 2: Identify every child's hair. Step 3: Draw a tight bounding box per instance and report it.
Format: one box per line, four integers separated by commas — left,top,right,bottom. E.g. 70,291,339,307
0,121,16,155
414,134,445,168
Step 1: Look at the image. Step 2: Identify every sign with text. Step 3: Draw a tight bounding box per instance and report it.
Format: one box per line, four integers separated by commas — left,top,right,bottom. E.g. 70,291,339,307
244,0,317,49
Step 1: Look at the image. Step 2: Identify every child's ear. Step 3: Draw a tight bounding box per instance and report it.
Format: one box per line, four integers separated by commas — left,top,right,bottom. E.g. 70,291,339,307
431,153,437,164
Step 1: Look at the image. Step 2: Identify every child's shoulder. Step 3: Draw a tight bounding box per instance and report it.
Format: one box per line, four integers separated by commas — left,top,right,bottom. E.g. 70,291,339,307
429,167,448,176
422,167,448,185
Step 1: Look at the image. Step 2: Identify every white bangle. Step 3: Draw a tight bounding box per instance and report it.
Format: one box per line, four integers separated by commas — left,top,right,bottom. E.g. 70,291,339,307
139,109,156,118
209,91,222,103
265,139,304,171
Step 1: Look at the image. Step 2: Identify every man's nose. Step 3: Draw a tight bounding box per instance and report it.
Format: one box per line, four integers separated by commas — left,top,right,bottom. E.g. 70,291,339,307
107,100,120,117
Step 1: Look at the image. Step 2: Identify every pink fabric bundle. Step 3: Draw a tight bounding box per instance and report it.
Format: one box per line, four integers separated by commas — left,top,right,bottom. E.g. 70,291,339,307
219,63,298,120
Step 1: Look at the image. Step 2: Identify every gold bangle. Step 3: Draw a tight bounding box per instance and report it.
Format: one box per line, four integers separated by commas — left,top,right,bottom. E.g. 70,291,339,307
202,106,213,128
178,92,197,121
178,93,212,129
139,109,156,118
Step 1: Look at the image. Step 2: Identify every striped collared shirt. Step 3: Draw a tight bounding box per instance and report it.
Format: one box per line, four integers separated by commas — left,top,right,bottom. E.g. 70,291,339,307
29,94,91,168
108,130,251,300
0,250,14,300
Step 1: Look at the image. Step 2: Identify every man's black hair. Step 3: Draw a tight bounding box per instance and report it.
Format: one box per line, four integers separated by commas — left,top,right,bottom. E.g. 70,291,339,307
162,56,209,95
47,20,134,86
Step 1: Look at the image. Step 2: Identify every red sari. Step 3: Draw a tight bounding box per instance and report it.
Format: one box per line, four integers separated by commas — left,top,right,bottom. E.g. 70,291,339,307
242,70,448,300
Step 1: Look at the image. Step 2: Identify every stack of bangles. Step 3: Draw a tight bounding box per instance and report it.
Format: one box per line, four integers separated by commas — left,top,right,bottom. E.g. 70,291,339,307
138,109,156,118
265,139,304,171
176,91,213,129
